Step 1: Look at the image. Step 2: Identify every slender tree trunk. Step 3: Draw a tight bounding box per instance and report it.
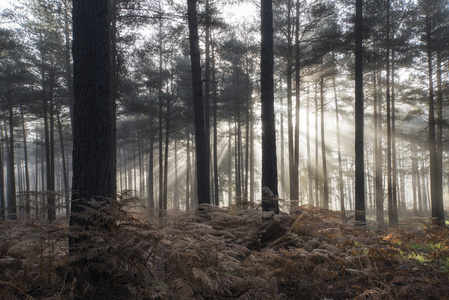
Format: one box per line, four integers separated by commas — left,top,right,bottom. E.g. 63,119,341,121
314,83,319,207
436,50,444,223
249,102,255,205
280,94,285,199
158,20,164,217
228,121,232,205
0,122,5,218
391,51,398,222
320,75,329,209
148,124,154,213
212,36,219,207
47,73,56,221
306,84,313,205
64,0,74,126
20,104,31,217
355,0,366,225
332,68,345,218
174,138,179,210
412,158,417,214
374,66,384,223
425,7,444,224
56,112,70,216
7,99,16,219
163,101,170,212
185,129,191,211
286,0,298,205
244,68,250,205
294,0,301,206
188,0,211,206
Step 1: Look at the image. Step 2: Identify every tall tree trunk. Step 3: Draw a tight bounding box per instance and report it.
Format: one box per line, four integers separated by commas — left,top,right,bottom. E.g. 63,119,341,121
70,0,113,242
391,50,398,222
294,0,301,206
436,50,444,223
163,99,170,212
244,67,251,205
174,138,179,210
412,158,418,214
7,98,17,219
158,18,164,217
212,35,219,207
249,101,255,205
56,112,70,216
47,72,56,221
64,0,74,126
320,75,329,209
0,122,5,218
374,66,384,223
228,121,232,205
425,5,444,224
286,0,298,205
280,92,285,199
354,0,366,225
307,84,313,205
185,129,191,210
314,83,319,207
148,123,154,213
417,159,423,215
332,67,345,218
188,0,211,206
20,103,31,217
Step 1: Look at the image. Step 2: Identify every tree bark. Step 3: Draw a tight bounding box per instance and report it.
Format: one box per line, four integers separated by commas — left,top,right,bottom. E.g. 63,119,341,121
354,0,366,225
70,0,114,237
188,0,211,206
261,0,279,212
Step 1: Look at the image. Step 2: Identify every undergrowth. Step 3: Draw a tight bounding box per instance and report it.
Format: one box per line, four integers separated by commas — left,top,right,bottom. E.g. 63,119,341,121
1,202,449,299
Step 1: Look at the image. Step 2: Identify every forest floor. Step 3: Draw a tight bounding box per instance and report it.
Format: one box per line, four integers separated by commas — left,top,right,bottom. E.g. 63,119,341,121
1,201,449,299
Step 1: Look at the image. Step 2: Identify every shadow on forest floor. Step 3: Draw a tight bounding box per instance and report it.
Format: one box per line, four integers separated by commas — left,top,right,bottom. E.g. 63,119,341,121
1,201,449,299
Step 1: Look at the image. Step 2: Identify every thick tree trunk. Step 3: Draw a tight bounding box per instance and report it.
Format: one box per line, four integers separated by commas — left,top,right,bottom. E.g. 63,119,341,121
261,0,278,212
70,0,113,236
188,0,211,206
354,0,366,225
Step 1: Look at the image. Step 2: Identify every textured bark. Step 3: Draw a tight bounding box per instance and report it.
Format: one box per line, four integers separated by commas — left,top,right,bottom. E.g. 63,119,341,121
188,0,211,206
70,0,113,229
354,0,366,225
261,0,278,212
